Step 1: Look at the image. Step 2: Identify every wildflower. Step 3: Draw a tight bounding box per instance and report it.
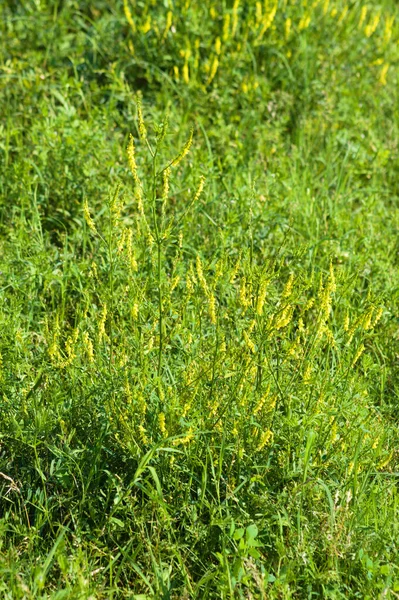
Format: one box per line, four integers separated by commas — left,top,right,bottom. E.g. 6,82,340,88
182,61,189,84
256,278,269,315
275,306,293,330
379,64,389,86
257,429,273,451
363,307,374,331
159,413,168,437
365,13,381,38
83,199,97,234
98,303,107,342
209,293,217,324
206,57,219,86
83,332,94,363
131,302,139,321
298,14,311,31
136,95,147,141
358,5,368,29
303,364,312,384
196,255,209,295
243,330,256,353
193,175,206,204
138,424,149,445
239,277,251,309
232,0,240,37
384,15,395,44
282,274,294,298
162,10,173,41
123,0,135,33
285,17,291,40
372,307,383,328
162,167,171,203
223,13,230,41
352,343,365,367
172,128,194,167
378,450,393,470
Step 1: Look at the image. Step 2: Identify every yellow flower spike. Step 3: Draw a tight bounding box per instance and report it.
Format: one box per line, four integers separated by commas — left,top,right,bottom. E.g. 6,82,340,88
365,13,381,38
173,65,180,81
126,229,138,272
127,135,144,214
282,273,294,298
136,94,147,141
83,199,97,234
256,430,273,451
378,450,394,470
275,306,293,330
171,127,194,167
284,17,292,40
239,277,251,309
379,63,389,86
257,2,277,40
206,56,219,86
298,14,311,31
208,293,217,325
131,302,139,321
363,307,374,331
98,303,108,342
303,364,312,384
123,0,136,33
196,255,209,296
83,332,94,364
141,15,151,34
223,13,230,41
256,279,269,315
243,329,256,353
127,134,137,174
304,297,314,311
138,424,149,445
193,175,206,204
323,0,329,16
384,15,395,44
232,0,240,37
358,5,368,30
162,10,173,41
182,61,189,84
372,307,383,328
215,36,222,55
352,343,365,367
162,167,171,203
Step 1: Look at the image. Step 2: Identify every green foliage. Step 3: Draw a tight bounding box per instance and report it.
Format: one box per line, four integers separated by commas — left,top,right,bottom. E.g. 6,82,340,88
1,0,399,597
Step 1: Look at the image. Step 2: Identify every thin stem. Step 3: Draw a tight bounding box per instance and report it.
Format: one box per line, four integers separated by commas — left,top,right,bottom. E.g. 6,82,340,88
108,202,114,374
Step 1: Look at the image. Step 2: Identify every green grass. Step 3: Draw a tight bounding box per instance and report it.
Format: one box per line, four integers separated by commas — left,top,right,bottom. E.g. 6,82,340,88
1,0,399,597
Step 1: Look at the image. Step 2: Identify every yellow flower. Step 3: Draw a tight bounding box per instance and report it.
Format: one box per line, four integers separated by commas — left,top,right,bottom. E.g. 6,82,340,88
379,63,389,86
172,128,194,167
83,199,97,234
257,430,273,451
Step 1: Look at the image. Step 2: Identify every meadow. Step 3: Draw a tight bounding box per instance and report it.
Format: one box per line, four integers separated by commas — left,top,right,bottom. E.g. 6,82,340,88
1,0,399,597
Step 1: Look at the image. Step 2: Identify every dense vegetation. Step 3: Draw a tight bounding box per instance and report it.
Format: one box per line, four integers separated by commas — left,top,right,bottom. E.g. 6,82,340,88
1,0,399,597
